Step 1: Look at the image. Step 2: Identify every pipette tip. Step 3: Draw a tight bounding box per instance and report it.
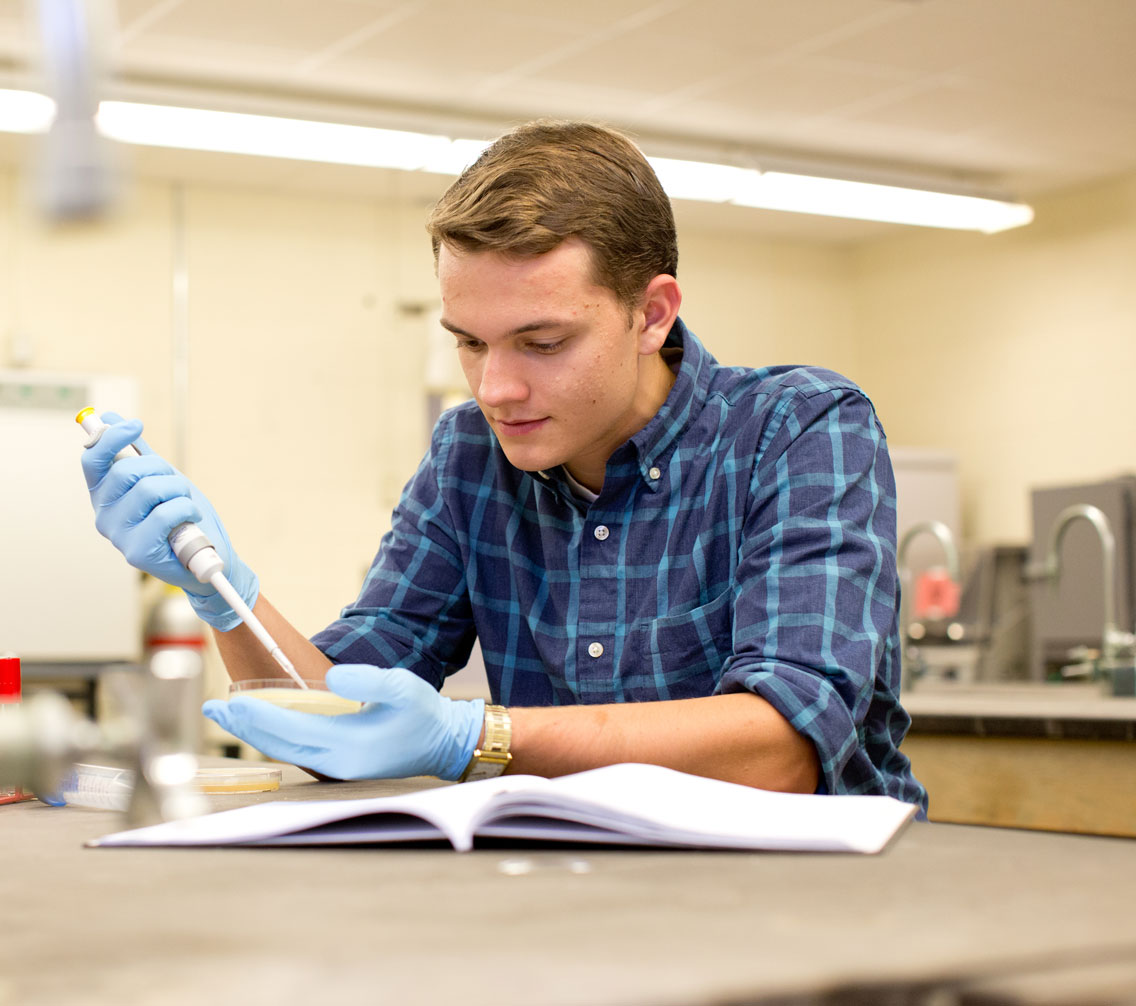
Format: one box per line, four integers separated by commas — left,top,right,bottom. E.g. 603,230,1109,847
270,648,308,689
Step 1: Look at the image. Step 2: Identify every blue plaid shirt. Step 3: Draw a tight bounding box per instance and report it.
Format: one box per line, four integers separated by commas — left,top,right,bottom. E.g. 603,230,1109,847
312,319,927,811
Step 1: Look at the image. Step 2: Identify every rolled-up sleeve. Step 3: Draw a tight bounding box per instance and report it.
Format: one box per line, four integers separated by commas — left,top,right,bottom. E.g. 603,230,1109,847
718,382,905,799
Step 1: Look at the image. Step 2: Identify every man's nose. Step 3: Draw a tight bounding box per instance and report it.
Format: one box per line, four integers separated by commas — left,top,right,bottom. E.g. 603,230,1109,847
476,350,528,407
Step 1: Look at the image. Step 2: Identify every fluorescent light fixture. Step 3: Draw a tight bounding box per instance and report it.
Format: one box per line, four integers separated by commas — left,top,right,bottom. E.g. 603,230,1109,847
732,171,1034,234
647,156,755,204
0,88,1033,232
421,137,492,176
0,88,55,133
647,156,1031,233
96,101,464,172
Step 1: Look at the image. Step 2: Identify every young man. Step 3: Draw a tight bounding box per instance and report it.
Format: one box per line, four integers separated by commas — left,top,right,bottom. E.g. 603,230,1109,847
83,121,926,811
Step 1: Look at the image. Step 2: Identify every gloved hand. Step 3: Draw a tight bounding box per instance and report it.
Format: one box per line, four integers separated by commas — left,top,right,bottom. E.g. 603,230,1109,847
81,412,258,631
202,665,485,781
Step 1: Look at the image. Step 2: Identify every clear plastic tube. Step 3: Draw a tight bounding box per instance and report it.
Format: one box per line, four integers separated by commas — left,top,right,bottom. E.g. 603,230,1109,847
57,762,133,811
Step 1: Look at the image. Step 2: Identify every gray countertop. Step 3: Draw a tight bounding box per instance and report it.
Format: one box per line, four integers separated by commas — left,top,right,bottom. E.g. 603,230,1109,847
904,683,1136,738
4,763,1136,1005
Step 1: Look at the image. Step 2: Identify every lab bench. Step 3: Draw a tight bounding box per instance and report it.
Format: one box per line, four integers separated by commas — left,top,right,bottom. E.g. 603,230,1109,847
903,684,1136,837
4,763,1136,1005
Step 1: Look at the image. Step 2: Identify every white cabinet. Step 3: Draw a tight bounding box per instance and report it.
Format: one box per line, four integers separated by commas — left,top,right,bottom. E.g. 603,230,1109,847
0,371,140,662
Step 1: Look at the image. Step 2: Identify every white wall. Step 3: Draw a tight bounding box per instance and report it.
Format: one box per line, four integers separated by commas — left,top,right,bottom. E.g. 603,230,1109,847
853,171,1136,544
181,184,396,633
676,226,859,378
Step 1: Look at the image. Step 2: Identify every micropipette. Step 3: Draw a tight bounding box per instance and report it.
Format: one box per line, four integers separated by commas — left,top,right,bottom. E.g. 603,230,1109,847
76,408,308,689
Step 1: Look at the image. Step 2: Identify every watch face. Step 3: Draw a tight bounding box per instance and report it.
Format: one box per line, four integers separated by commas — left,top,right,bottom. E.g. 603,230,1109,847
462,750,511,782
467,762,501,782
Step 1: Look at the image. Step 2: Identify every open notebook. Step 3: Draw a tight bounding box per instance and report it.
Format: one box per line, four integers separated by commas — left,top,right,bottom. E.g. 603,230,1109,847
89,763,918,853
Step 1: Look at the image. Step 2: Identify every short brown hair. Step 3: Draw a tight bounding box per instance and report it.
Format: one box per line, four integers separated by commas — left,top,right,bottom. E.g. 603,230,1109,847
426,120,678,310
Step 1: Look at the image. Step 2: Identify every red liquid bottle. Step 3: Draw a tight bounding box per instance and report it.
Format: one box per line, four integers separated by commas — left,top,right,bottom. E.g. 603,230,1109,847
1,655,23,804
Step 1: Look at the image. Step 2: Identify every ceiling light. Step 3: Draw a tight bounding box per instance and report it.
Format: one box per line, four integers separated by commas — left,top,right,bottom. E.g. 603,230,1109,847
420,137,492,176
0,89,1033,232
96,101,462,172
0,88,55,133
732,171,1034,234
647,156,755,204
648,155,1031,232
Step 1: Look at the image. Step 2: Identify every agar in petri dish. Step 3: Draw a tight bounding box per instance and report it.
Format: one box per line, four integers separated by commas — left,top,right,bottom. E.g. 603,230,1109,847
194,766,282,794
228,678,361,716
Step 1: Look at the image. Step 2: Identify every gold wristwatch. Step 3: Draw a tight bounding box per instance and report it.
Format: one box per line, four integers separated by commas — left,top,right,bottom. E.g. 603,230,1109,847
459,704,512,782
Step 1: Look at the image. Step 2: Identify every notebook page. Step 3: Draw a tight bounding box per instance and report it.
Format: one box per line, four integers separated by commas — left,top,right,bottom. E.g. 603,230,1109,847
478,763,917,853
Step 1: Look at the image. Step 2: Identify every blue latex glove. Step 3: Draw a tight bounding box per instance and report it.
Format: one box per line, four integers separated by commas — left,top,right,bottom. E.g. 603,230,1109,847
202,665,486,781
81,412,258,631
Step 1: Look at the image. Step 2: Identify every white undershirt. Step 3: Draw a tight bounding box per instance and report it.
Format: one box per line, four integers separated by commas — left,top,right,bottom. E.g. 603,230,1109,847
561,467,600,503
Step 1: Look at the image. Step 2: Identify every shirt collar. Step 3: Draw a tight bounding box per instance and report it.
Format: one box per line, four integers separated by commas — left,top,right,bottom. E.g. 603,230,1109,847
618,316,714,487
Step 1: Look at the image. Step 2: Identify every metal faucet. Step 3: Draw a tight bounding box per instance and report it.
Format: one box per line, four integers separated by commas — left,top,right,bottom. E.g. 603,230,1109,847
0,648,207,826
1036,503,1136,666
897,520,961,687
899,520,961,584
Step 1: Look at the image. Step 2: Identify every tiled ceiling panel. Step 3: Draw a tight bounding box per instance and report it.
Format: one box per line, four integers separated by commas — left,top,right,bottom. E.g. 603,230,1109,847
316,9,589,80
1,0,1134,238
631,0,915,64
656,59,915,128
531,33,735,96
125,0,387,49
812,2,1024,76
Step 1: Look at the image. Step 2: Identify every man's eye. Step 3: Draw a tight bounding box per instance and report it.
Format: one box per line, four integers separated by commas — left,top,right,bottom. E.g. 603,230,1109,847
455,340,484,353
530,341,563,354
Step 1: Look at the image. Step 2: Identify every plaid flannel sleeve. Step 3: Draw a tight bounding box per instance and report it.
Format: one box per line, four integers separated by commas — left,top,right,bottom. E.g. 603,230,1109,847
718,379,904,798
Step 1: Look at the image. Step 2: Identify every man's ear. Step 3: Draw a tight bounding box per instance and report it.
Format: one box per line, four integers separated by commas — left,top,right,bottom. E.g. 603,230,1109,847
637,275,682,355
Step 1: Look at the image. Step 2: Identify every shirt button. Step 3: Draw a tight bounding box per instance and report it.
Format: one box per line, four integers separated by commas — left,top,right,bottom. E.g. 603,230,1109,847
593,525,610,541
648,466,661,480
588,642,604,658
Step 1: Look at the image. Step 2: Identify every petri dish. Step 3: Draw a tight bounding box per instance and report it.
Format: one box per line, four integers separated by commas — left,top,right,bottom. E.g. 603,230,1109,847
228,678,362,716
194,766,282,794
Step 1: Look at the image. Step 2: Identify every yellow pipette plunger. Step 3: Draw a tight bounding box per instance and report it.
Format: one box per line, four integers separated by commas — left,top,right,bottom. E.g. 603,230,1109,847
75,408,307,689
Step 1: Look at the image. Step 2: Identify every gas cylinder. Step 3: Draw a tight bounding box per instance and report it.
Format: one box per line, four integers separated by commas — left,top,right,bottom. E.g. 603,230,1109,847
143,583,206,656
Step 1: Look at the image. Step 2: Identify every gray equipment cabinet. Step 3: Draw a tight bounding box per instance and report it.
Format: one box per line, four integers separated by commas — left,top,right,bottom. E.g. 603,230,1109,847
1028,475,1136,680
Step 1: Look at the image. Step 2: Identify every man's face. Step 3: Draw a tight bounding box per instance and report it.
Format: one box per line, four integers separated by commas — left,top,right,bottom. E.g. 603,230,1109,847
438,239,663,492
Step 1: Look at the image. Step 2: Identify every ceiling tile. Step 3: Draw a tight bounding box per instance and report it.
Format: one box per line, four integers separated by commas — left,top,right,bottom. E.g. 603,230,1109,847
118,0,401,59
113,0,170,28
960,18,1136,107
310,7,591,81
536,33,735,96
827,73,1136,174
654,58,915,127
811,0,1053,75
422,0,669,32
631,0,913,63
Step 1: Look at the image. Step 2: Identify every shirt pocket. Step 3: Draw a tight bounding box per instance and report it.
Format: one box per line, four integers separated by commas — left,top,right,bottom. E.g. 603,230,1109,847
627,587,734,700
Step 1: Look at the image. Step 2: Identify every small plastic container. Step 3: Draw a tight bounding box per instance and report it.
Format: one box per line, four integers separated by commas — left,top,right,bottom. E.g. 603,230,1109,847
228,678,362,716
57,763,134,811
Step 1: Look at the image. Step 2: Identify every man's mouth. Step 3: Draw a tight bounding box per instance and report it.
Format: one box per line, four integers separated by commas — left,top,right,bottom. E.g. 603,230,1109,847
495,417,549,436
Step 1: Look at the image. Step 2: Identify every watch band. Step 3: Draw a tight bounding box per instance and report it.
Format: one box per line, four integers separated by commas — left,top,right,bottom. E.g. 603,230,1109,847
459,704,512,782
